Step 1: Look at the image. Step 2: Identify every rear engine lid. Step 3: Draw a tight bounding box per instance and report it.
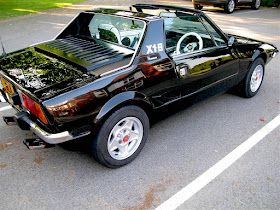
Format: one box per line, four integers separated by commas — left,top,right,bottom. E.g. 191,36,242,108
0,48,95,100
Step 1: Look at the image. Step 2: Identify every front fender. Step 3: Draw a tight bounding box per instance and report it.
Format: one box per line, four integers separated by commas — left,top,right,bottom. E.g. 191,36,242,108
94,91,152,124
252,43,278,64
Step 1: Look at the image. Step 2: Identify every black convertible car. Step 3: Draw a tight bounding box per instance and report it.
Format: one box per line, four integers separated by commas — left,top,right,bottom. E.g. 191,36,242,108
0,4,278,168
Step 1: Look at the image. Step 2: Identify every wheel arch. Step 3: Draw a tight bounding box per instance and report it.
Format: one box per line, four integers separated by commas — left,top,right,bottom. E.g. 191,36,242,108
94,91,153,126
242,50,266,82
252,48,268,64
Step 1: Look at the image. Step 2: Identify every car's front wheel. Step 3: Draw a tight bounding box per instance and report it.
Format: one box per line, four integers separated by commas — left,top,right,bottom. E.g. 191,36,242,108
91,105,149,168
224,0,235,13
251,0,261,9
238,58,265,98
194,4,203,10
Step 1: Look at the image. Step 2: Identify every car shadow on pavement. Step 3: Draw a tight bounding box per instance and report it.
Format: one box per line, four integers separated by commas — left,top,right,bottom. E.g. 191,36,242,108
58,136,91,152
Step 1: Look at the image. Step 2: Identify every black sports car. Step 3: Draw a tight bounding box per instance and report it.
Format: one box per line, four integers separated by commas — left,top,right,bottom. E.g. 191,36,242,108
0,4,278,168
192,0,261,13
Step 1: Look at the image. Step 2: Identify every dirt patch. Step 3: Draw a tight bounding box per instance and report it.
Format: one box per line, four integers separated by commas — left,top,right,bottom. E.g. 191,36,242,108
124,178,172,210
0,163,7,169
267,177,274,182
0,142,13,151
34,154,44,165
259,117,266,122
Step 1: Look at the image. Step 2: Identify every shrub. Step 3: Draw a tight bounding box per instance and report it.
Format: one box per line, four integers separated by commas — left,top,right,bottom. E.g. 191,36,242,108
261,0,280,7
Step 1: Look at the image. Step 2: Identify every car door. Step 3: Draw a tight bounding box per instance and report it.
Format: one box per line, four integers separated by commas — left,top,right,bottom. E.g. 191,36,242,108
164,12,239,96
135,19,183,108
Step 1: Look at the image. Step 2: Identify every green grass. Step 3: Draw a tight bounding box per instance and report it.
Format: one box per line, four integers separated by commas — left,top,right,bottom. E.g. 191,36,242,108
0,0,85,20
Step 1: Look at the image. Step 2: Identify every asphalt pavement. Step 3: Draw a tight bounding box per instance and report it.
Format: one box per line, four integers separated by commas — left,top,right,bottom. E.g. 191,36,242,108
0,1,279,210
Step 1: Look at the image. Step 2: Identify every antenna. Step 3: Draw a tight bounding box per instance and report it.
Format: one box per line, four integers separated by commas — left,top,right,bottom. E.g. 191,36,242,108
0,36,6,57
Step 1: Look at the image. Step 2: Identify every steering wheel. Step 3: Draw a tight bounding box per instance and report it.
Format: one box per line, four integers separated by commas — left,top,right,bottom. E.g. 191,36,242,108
175,32,203,55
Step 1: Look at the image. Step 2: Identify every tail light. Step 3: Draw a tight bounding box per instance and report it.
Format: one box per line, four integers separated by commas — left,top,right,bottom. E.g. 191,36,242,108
21,93,48,125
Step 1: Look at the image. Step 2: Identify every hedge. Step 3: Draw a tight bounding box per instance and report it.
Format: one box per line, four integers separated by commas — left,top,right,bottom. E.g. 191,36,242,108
261,0,280,7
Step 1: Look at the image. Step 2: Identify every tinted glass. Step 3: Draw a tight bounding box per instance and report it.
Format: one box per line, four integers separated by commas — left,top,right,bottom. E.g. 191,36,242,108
200,17,226,47
89,14,145,49
163,12,215,55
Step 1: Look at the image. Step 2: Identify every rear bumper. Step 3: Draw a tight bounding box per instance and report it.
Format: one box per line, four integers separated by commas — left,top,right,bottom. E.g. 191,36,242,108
14,112,90,144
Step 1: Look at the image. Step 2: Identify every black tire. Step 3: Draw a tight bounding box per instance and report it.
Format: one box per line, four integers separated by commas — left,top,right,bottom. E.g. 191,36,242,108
237,58,265,98
224,0,235,13
194,4,203,10
91,105,149,168
251,0,261,9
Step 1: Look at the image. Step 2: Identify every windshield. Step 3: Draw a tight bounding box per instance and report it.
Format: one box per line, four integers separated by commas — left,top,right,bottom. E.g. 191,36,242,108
59,12,145,50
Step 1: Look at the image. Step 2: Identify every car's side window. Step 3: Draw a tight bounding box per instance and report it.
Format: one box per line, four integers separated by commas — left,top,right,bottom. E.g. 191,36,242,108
200,17,226,47
163,12,216,56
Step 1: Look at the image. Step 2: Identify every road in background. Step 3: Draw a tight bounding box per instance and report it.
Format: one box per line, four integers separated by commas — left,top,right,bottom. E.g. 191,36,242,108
0,2,279,209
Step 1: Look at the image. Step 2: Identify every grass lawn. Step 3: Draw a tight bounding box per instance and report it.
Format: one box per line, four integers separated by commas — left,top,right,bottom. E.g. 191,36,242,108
0,0,85,20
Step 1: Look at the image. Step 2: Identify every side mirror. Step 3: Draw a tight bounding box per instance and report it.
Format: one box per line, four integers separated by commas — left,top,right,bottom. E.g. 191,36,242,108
228,36,235,47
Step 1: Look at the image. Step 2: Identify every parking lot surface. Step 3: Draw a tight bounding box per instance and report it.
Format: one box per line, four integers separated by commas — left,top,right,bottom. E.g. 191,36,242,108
0,1,279,210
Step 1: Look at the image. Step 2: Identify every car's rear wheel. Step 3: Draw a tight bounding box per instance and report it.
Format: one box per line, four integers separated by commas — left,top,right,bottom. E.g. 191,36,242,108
251,0,261,9
194,4,203,10
91,105,149,168
237,58,265,98
224,0,235,13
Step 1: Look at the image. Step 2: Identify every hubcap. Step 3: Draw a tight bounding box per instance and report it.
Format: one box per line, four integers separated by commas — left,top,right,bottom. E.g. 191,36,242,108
107,117,143,160
228,0,235,12
255,0,261,8
250,64,263,93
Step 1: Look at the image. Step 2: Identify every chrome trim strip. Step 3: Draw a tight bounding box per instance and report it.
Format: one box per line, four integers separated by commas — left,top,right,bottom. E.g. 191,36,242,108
173,45,227,60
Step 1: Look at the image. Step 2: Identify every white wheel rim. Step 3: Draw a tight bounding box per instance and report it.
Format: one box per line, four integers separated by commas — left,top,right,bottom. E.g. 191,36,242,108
250,64,263,93
255,0,261,8
107,117,143,160
228,0,235,12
